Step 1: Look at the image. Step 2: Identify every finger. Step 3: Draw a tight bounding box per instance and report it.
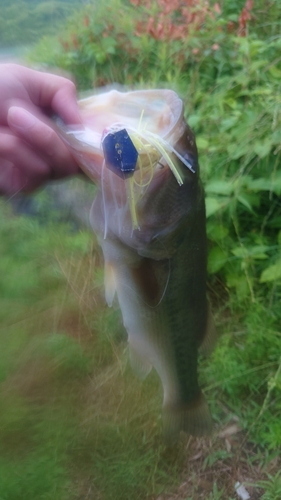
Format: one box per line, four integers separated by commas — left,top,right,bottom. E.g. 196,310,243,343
0,158,44,195
0,131,50,177
0,165,47,196
0,159,27,196
7,106,80,179
21,66,82,125
51,80,82,125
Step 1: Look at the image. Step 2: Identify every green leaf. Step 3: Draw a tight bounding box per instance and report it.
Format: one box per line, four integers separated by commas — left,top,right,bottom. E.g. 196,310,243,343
219,116,239,132
95,50,106,64
233,73,250,86
247,178,273,191
232,246,269,260
226,273,250,298
102,36,116,54
237,194,256,213
241,54,266,68
208,247,228,273
272,129,281,145
253,140,272,158
224,97,237,109
232,247,248,259
205,180,233,196
227,143,249,159
249,87,272,95
187,115,201,128
269,66,281,79
196,137,209,149
207,222,229,241
260,260,281,283
205,197,223,218
247,175,281,196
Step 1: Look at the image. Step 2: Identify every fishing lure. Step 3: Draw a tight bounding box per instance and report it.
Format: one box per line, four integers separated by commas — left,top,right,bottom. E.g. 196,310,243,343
101,117,196,230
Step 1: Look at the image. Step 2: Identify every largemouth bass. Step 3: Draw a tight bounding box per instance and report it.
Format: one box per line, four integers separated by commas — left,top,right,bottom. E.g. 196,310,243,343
58,89,216,439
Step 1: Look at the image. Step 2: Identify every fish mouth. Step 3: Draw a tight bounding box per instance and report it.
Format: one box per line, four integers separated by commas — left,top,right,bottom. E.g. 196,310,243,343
57,88,196,231
57,88,186,183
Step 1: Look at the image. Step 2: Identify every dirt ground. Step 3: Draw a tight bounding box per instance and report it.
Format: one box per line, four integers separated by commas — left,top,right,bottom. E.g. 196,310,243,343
154,422,280,500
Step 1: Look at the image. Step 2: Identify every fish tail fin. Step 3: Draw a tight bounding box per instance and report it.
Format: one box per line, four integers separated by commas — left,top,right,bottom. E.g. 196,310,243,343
163,392,213,443
199,303,217,357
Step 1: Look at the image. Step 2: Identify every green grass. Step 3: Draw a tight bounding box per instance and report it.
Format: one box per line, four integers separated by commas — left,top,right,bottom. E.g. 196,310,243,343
0,199,185,499
1,187,280,499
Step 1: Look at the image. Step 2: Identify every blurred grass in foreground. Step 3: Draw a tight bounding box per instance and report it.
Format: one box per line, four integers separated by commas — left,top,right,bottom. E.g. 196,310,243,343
0,197,183,500
1,178,280,499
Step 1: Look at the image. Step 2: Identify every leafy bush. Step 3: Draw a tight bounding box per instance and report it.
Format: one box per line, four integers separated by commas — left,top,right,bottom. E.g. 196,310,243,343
30,0,281,302
26,0,281,447
0,0,80,46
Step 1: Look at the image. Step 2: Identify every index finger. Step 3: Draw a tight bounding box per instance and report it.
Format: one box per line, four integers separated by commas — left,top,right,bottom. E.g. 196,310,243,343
22,66,82,125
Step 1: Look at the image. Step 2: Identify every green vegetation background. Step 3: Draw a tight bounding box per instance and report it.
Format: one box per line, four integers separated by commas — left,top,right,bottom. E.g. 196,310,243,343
0,0,81,46
1,0,281,498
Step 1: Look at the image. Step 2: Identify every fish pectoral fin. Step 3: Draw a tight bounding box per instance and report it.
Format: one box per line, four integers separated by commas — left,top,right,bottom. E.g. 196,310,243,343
129,345,152,381
131,257,169,307
163,392,213,443
104,262,117,307
199,303,217,357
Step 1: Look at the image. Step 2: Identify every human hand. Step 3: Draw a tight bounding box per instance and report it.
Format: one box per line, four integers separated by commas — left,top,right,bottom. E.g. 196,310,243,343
0,63,82,196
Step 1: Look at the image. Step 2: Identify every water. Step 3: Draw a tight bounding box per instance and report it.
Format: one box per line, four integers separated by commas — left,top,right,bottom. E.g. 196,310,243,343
0,45,32,63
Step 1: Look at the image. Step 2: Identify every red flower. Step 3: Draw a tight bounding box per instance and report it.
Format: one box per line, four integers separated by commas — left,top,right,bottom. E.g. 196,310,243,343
59,37,69,52
71,33,79,50
238,0,254,36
